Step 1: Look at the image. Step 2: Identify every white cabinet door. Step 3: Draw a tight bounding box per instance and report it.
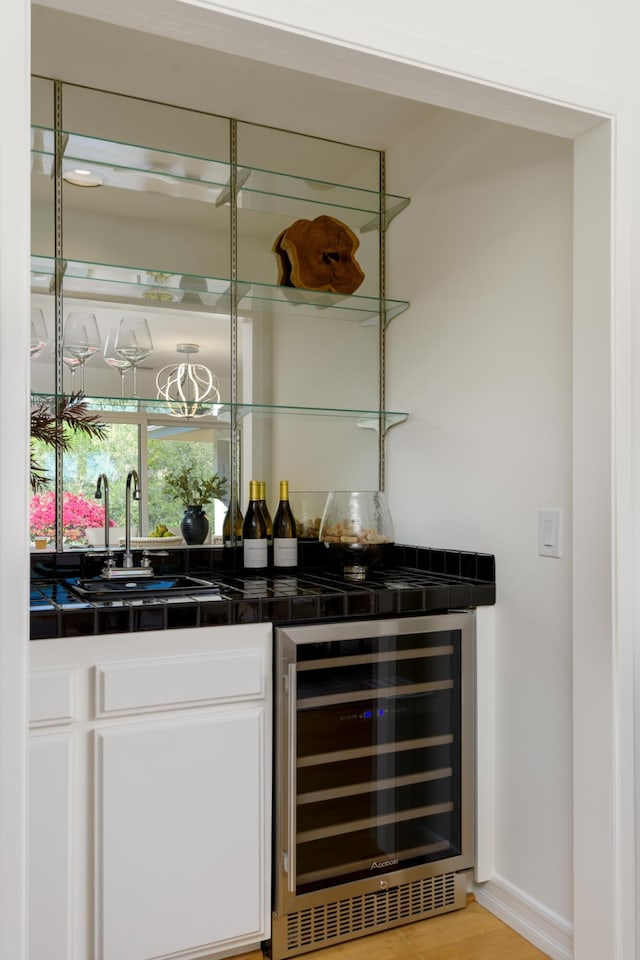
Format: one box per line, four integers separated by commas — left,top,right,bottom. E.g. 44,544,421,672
95,707,268,960
30,624,272,960
29,733,74,960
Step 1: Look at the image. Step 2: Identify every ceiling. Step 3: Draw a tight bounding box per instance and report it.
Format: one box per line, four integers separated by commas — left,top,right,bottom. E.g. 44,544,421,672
31,5,438,151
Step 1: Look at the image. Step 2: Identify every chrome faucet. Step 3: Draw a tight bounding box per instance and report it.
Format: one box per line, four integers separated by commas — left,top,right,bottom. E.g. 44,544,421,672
123,468,141,568
94,473,110,550
99,470,154,579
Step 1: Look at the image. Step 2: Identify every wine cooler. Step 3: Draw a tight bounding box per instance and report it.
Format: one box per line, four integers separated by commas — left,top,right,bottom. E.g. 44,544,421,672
268,612,475,960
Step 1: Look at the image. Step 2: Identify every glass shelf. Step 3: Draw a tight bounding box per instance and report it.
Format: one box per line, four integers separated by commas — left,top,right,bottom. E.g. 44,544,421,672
31,256,409,325
223,402,408,433
31,126,410,232
31,393,408,433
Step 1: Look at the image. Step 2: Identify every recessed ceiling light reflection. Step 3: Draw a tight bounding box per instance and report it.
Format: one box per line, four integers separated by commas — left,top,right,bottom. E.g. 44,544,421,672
63,168,104,187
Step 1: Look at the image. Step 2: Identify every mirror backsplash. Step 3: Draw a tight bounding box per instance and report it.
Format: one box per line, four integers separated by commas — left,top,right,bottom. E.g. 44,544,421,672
30,78,402,550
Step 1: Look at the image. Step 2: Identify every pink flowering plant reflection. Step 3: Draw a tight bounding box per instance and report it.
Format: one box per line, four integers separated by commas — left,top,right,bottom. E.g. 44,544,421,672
30,491,115,545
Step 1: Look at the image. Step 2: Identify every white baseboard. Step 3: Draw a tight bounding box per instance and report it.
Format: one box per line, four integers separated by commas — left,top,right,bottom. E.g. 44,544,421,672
473,875,573,960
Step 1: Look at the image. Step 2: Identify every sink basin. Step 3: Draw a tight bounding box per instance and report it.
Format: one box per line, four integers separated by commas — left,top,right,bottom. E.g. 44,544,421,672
65,575,222,601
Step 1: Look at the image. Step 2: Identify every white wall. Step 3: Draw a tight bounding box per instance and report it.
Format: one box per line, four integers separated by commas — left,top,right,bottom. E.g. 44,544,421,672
2,3,635,960
0,4,30,960
387,108,574,920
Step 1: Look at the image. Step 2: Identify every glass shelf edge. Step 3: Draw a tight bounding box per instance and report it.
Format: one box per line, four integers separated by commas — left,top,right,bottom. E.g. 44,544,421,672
30,255,410,325
31,125,410,222
30,392,409,428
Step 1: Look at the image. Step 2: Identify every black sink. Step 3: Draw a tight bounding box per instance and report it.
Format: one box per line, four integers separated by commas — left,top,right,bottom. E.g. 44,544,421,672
65,575,222,601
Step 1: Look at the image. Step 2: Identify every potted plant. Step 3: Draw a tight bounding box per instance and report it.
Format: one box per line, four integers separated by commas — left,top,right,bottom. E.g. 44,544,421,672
30,490,114,547
163,468,228,544
30,392,108,492
29,393,109,546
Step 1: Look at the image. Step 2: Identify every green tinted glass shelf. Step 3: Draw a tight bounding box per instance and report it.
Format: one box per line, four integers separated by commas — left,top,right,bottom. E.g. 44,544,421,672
31,126,410,231
32,393,408,433
30,256,409,326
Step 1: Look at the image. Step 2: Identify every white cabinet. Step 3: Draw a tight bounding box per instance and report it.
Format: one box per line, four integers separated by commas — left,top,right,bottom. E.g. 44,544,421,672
29,624,272,960
29,732,74,960
97,711,265,960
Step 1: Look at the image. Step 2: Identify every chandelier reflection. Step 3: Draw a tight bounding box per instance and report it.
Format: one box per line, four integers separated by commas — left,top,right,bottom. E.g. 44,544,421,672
155,343,221,419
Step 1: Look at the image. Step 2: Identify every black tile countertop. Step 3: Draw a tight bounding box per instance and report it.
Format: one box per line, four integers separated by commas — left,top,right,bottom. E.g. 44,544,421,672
30,543,496,640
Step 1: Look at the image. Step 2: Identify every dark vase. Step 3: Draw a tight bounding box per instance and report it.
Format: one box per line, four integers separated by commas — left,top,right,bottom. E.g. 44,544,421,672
180,505,209,545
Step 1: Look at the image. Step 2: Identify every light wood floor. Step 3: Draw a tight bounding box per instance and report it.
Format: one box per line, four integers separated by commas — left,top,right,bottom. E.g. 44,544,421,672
243,900,550,960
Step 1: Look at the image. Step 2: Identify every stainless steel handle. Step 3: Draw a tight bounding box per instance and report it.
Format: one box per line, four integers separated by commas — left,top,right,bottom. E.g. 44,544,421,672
286,661,297,893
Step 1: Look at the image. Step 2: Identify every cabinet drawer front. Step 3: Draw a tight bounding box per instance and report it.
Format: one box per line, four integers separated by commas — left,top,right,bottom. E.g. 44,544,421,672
94,650,266,717
30,669,74,726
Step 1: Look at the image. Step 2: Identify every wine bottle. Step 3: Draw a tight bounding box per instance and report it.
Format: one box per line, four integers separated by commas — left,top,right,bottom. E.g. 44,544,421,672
257,480,273,544
273,479,298,568
243,480,268,569
222,487,243,547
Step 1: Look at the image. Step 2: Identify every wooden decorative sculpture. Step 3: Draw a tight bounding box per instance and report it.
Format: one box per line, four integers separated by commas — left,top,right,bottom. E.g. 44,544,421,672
272,215,365,295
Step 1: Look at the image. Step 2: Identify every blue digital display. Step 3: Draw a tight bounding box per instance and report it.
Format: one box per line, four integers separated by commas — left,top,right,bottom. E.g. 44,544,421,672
340,708,390,721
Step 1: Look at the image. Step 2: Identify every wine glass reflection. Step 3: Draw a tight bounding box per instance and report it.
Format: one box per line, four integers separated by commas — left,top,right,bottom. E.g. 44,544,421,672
62,311,101,391
62,352,81,390
30,307,49,359
115,316,153,399
103,327,132,397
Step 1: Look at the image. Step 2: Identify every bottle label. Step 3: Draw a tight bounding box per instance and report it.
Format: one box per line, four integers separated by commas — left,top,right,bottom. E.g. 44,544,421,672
244,539,267,568
273,538,298,567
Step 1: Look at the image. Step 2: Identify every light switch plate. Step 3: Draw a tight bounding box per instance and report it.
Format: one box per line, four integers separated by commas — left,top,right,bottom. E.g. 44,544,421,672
538,508,563,558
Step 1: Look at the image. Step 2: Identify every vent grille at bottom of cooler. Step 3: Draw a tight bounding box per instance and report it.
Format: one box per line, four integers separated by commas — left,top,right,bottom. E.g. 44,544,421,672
271,870,467,960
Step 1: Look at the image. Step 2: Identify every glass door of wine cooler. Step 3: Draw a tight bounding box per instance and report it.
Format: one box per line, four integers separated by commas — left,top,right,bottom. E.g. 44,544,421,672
273,613,475,916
